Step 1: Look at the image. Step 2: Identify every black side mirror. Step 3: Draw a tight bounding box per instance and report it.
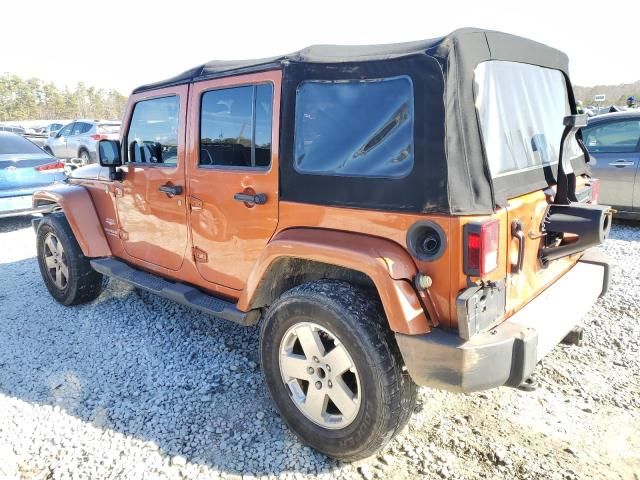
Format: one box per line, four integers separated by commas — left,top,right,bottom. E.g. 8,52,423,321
98,139,122,167
98,139,124,180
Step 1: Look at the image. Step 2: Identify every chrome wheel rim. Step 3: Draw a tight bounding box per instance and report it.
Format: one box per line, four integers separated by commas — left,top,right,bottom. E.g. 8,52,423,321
43,232,68,290
279,321,361,429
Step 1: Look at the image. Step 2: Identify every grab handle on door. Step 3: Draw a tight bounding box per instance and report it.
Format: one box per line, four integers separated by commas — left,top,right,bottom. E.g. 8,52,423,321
608,160,635,167
511,220,525,274
234,192,267,205
159,184,183,197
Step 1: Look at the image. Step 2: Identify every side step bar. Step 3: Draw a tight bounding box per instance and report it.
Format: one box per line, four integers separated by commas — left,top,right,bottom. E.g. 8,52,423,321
90,257,248,325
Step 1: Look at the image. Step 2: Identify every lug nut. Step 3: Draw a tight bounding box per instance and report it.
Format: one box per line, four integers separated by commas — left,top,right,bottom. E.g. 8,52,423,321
307,367,314,374
315,381,322,390
325,364,331,372
327,380,333,388
312,356,319,363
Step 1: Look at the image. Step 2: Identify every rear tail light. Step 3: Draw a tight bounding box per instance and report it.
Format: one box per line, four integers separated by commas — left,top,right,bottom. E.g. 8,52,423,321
589,178,600,204
35,161,65,172
92,134,106,141
463,219,500,277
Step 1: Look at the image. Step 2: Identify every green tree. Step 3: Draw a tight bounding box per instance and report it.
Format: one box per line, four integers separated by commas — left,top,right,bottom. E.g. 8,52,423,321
0,74,127,122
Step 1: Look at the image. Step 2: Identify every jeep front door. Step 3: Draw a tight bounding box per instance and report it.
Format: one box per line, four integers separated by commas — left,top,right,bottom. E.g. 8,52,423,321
114,86,189,271
186,72,281,290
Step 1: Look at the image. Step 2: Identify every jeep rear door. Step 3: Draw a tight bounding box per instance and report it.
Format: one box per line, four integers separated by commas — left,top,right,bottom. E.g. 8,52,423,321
474,61,586,316
186,71,281,290
113,85,189,271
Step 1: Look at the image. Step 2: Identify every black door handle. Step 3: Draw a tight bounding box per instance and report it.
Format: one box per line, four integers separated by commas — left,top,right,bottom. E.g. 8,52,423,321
159,184,183,197
234,192,267,205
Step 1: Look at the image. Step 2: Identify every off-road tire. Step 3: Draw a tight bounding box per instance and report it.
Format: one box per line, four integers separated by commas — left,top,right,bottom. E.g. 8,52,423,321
260,279,418,461
36,213,104,306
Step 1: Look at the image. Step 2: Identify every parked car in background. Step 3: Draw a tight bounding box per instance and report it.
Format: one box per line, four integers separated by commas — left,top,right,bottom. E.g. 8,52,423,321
583,111,640,219
44,120,121,166
0,125,26,135
37,122,64,135
24,122,65,147
0,132,65,218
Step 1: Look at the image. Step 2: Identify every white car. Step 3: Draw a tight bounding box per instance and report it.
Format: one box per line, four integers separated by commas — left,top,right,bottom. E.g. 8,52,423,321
44,119,120,165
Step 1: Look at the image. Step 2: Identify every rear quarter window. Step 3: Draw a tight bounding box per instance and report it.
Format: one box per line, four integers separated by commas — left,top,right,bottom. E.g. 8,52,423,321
293,76,414,178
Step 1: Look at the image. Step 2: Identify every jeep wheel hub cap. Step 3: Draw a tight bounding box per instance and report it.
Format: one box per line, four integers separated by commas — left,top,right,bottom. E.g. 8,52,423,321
279,321,361,429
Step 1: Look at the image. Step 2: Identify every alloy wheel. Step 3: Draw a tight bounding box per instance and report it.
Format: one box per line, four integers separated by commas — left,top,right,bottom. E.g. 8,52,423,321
43,232,68,290
278,321,361,429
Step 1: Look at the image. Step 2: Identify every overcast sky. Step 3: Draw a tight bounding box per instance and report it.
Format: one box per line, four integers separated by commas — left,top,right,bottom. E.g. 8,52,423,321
3,0,636,94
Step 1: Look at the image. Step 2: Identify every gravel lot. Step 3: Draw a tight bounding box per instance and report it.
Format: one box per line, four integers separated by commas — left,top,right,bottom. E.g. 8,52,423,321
0,215,638,480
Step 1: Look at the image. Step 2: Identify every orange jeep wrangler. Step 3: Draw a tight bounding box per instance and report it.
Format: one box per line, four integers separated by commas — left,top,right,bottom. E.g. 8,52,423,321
33,28,612,461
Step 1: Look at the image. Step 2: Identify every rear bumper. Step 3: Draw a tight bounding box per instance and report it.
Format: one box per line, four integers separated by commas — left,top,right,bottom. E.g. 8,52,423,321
396,249,609,392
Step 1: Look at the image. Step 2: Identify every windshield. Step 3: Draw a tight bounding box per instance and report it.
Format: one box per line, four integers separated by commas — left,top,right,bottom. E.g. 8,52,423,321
474,61,580,178
0,134,49,156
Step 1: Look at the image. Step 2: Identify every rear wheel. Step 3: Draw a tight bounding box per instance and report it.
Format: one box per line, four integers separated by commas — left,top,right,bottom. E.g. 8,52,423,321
78,149,90,164
260,280,417,461
36,213,104,305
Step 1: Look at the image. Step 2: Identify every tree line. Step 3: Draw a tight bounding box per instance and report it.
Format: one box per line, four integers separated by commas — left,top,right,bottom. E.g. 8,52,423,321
0,74,127,122
573,80,640,106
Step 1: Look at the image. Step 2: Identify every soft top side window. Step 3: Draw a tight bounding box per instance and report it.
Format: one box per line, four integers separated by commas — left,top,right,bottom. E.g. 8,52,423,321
126,95,180,166
293,76,415,179
199,83,273,169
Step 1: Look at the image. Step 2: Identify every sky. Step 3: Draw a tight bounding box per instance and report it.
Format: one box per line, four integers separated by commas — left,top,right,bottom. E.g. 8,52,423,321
2,0,637,94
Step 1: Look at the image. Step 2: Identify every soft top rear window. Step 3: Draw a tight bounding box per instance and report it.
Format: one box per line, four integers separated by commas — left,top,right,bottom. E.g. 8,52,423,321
474,61,580,179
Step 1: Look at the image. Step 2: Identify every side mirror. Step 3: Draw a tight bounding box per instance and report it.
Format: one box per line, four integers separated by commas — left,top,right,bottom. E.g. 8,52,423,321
49,131,57,138
98,139,122,167
98,139,124,181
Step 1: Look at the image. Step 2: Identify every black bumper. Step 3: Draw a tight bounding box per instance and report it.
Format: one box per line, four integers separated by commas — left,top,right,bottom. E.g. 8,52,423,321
396,250,609,392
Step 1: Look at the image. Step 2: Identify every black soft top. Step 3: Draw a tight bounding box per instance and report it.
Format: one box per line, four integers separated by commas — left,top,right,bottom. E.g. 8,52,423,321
134,28,582,215
134,28,568,93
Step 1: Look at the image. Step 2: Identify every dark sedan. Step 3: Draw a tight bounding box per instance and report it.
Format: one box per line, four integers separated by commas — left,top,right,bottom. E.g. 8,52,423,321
583,111,640,219
0,132,66,218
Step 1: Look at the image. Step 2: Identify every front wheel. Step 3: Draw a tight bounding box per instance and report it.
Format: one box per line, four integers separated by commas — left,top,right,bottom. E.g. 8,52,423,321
260,280,417,461
36,213,104,306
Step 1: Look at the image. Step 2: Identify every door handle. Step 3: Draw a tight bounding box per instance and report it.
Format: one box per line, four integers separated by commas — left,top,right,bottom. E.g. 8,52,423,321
158,184,183,197
511,220,525,274
233,192,267,205
608,160,635,167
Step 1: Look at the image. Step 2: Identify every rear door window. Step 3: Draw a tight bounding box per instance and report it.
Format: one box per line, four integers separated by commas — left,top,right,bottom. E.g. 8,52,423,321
126,96,180,166
199,83,273,168
583,120,640,153
293,76,414,178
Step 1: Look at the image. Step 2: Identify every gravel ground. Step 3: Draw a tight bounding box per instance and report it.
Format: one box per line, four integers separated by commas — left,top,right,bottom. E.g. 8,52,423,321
0,215,638,480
